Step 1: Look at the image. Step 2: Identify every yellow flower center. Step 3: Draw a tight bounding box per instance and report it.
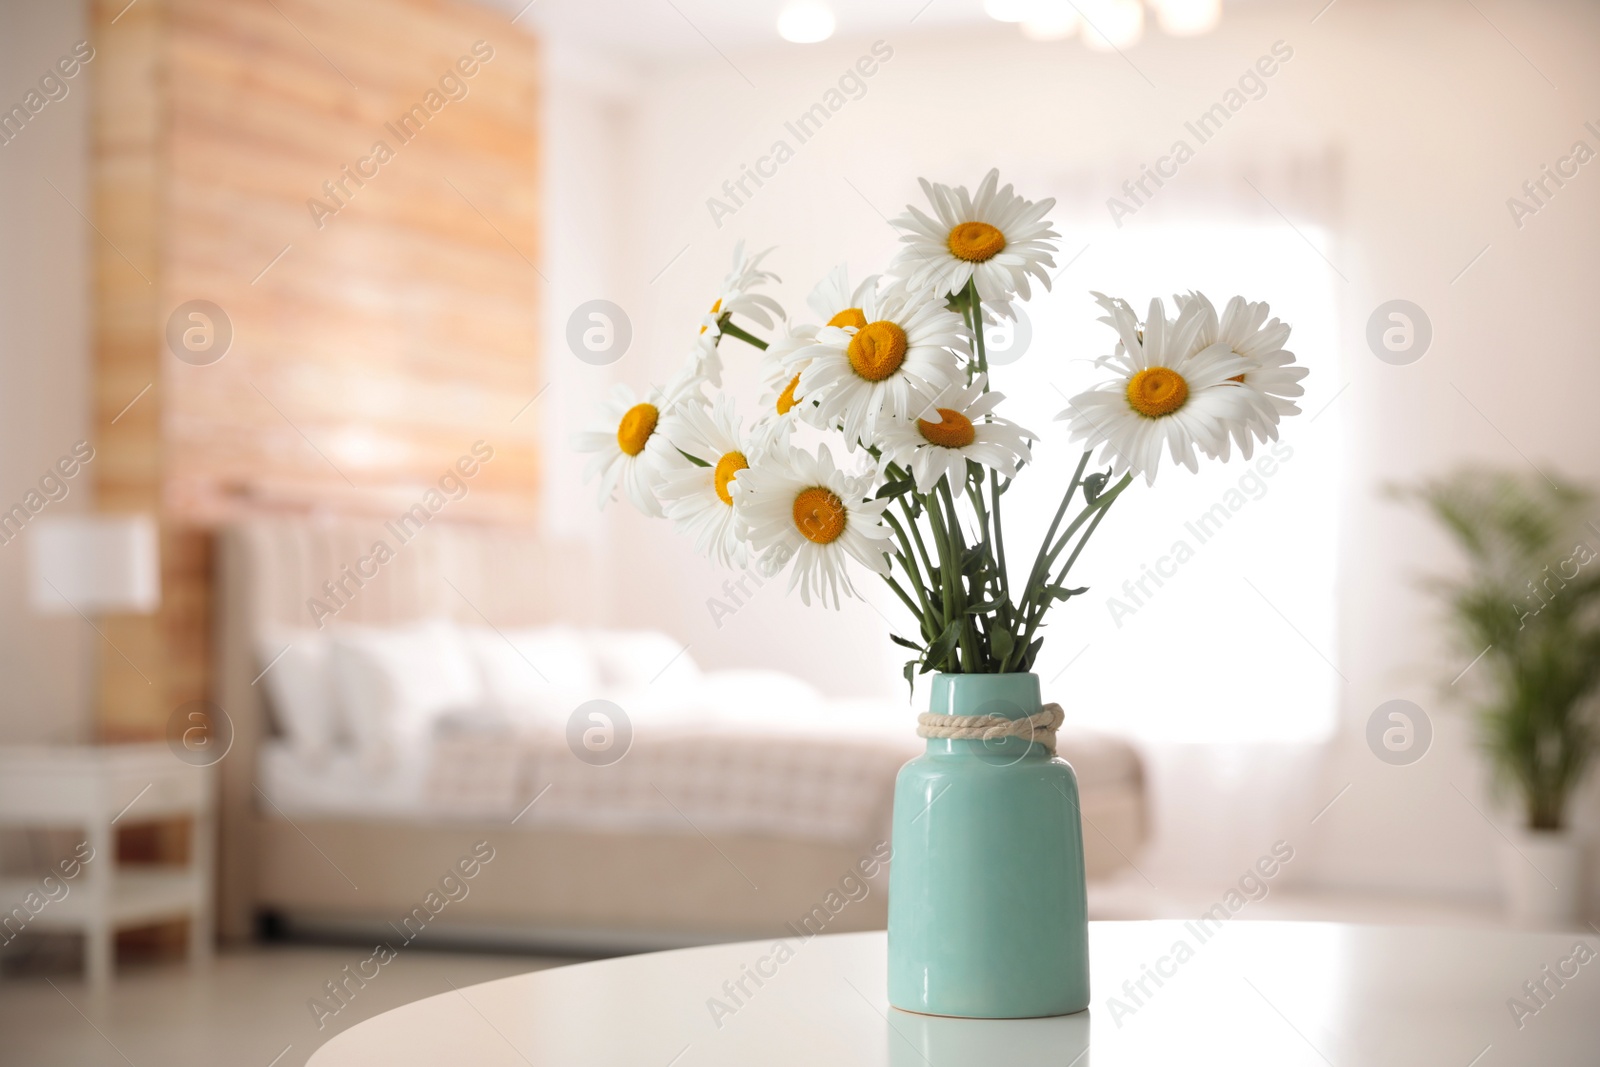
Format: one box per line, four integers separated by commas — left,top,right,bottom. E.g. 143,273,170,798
616,402,659,456
846,321,908,382
828,307,868,329
793,486,846,544
713,450,748,506
947,221,1006,263
777,374,802,415
699,298,723,335
1125,367,1189,418
917,407,976,449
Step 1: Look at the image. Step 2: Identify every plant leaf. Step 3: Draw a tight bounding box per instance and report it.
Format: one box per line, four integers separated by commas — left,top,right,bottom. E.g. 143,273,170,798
926,619,962,666
1083,471,1109,503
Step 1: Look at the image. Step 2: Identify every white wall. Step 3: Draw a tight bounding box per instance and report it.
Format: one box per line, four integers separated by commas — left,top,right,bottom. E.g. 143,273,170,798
554,0,1600,911
0,0,93,744
8,0,1596,909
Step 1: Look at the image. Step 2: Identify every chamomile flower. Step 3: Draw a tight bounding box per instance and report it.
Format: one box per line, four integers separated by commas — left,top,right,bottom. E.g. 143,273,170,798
806,263,879,326
759,324,819,422
657,396,753,567
1179,292,1308,460
573,371,704,517
700,242,784,337
889,169,1059,313
877,375,1034,497
1056,294,1252,485
690,333,726,390
754,267,876,435
788,284,964,450
731,444,892,608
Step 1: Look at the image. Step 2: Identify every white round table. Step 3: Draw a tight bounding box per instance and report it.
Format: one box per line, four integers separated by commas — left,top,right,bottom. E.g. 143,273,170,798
308,921,1598,1065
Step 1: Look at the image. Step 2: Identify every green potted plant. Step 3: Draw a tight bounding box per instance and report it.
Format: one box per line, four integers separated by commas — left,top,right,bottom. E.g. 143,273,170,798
1405,468,1600,926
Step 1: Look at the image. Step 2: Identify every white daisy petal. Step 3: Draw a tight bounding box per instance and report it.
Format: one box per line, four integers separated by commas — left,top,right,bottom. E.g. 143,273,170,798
695,241,786,386
730,443,892,608
888,169,1060,308
1055,293,1254,485
877,374,1034,499
657,394,753,567
1177,291,1310,459
573,369,705,516
786,281,964,452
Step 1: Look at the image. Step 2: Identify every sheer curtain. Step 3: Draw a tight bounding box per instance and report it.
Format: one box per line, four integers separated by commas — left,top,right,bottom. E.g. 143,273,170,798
997,151,1347,894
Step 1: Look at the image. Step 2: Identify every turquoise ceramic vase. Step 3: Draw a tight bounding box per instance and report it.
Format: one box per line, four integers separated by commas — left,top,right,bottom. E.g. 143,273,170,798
887,672,1090,1018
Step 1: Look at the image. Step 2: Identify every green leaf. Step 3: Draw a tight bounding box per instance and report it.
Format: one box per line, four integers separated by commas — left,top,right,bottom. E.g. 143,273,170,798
990,626,1015,662
1083,471,1109,503
876,479,915,500
676,448,712,468
926,619,962,666
889,633,923,652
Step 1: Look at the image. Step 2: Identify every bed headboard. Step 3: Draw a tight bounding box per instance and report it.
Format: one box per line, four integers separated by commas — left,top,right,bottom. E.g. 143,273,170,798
213,515,598,940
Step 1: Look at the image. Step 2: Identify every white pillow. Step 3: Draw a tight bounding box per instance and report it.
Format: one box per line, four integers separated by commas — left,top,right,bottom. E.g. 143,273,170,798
331,620,484,755
584,628,700,691
468,625,599,719
255,630,339,757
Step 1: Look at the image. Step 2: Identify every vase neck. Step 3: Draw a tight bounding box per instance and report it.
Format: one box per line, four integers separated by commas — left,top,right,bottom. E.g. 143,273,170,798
928,672,1041,720
924,673,1048,759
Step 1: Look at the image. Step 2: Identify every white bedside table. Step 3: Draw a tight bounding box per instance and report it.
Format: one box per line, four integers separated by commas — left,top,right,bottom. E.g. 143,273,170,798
309,922,1599,1065
0,744,215,993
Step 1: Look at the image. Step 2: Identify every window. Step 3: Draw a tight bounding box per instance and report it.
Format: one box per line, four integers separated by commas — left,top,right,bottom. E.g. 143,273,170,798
993,222,1341,742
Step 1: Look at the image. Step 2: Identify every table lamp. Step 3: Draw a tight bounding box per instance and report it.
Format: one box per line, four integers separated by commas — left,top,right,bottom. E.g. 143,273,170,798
27,514,161,615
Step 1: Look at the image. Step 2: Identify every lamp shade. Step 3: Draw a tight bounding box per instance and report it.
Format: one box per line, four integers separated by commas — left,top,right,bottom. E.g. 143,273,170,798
28,515,160,615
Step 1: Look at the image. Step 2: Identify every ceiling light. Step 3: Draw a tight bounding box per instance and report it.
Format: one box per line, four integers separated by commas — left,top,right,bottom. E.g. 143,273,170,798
1078,0,1143,51
1153,0,1222,36
1021,4,1080,40
777,2,835,44
984,0,1037,22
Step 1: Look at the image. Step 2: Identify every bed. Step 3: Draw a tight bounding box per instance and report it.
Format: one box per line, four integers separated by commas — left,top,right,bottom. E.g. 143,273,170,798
215,517,1146,950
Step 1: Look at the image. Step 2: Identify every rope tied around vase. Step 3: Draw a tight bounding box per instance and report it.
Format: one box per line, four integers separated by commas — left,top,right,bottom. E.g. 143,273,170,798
916,703,1065,754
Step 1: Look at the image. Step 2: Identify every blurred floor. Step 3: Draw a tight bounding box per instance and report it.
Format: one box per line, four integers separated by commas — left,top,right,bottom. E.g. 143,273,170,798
0,943,572,1067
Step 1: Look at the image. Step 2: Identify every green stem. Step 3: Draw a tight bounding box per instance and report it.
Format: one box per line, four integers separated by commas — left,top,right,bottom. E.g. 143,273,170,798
901,496,935,576
938,479,979,671
719,320,768,350
991,470,1009,603
883,509,937,638
969,279,989,383
881,462,939,585
882,572,923,622
925,492,961,672
1015,472,1134,662
1051,481,1126,585
1024,452,1091,598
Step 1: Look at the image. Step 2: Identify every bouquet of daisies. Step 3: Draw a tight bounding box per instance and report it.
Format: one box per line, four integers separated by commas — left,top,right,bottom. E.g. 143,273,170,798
577,170,1307,686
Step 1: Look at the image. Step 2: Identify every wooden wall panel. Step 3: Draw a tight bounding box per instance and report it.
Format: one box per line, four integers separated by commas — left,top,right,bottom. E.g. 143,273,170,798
92,0,542,740
93,0,167,738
